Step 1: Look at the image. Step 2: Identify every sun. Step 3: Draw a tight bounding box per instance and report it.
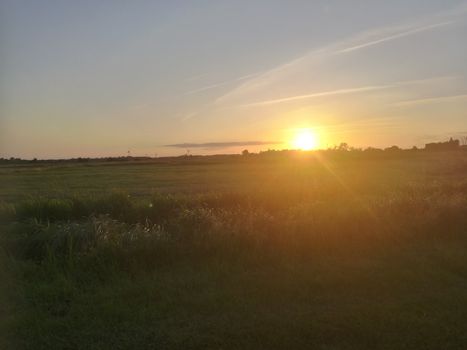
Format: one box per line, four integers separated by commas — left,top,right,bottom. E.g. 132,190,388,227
292,129,318,150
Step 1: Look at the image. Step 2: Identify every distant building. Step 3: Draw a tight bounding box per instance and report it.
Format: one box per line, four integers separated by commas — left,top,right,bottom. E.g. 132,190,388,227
425,138,460,151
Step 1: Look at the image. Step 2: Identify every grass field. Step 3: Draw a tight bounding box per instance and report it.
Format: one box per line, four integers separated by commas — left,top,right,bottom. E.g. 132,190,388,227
1,150,467,349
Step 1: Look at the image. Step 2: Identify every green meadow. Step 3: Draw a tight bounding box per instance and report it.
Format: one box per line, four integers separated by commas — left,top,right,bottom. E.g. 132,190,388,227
1,150,467,349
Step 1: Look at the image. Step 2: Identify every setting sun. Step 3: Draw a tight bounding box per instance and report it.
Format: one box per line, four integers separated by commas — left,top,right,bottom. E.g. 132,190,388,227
292,129,318,150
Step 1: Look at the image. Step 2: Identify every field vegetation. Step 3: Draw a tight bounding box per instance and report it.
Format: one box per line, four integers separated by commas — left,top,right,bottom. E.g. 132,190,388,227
1,149,467,349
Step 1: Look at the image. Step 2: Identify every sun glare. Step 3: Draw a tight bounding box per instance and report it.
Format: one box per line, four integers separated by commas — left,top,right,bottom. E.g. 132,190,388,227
292,129,318,150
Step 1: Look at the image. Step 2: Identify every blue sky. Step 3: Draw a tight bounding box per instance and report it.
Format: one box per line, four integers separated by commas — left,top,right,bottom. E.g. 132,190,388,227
1,0,466,158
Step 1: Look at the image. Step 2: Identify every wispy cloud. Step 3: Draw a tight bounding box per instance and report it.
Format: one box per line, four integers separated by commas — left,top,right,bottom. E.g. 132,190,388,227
179,111,199,121
184,72,263,95
323,116,404,135
336,21,453,54
214,6,463,107
417,129,467,143
240,77,453,107
392,93,467,107
165,141,279,149
241,85,392,107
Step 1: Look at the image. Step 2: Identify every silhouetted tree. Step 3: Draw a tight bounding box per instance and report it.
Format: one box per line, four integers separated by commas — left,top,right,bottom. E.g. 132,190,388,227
337,143,349,151
385,145,400,152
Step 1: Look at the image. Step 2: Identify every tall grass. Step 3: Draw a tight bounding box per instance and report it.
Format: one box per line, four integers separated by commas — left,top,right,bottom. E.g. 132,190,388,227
3,185,466,273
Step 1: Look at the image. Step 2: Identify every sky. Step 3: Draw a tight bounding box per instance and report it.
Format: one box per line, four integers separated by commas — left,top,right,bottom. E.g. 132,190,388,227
1,0,466,159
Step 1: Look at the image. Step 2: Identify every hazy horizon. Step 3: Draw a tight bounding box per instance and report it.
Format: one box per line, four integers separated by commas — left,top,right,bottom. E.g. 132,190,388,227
1,0,467,158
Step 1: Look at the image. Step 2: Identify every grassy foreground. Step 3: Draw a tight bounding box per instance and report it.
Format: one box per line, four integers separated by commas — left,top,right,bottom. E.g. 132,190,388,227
1,150,467,349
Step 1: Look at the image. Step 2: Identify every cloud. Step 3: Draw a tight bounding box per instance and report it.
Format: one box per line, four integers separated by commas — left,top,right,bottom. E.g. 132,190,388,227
165,141,279,149
184,72,263,95
214,6,463,107
179,111,199,121
322,116,404,136
335,21,453,54
391,93,467,107
240,77,454,107
241,85,392,107
417,129,467,143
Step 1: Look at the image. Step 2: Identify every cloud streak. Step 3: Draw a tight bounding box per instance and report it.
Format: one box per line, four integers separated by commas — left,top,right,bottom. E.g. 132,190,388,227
184,72,262,95
392,93,467,107
336,21,453,54
241,85,391,107
240,77,453,107
165,141,279,149
214,6,463,107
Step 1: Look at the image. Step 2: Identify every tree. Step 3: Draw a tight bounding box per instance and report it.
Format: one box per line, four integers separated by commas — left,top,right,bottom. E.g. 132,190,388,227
242,149,249,156
384,145,401,152
337,143,349,151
